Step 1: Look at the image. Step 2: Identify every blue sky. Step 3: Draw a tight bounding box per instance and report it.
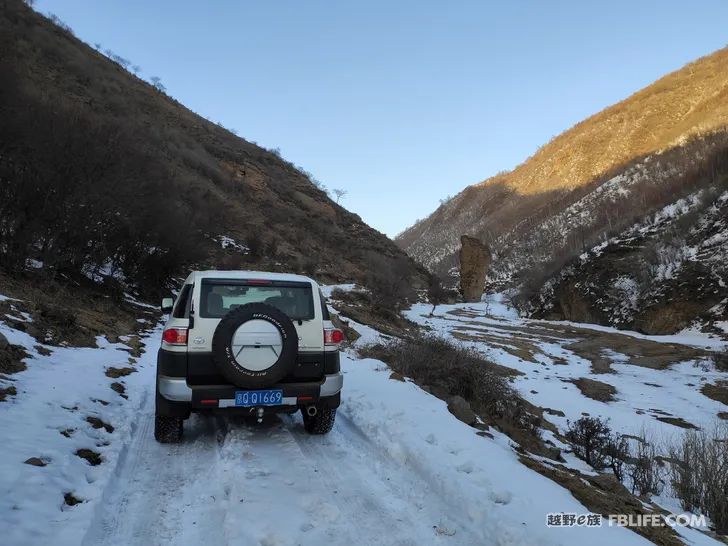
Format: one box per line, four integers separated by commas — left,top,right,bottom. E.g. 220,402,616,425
35,1,728,237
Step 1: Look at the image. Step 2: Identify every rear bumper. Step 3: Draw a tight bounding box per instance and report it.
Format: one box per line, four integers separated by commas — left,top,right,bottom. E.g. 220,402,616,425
158,371,343,406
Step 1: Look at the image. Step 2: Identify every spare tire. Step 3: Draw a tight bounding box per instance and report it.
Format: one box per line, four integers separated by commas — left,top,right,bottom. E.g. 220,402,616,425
211,303,298,389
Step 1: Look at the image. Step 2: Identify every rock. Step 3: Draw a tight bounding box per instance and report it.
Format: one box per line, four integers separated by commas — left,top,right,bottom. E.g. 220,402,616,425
458,235,491,303
64,492,82,506
542,407,566,417
0,332,8,350
24,457,46,467
388,372,405,382
447,395,477,425
75,448,102,466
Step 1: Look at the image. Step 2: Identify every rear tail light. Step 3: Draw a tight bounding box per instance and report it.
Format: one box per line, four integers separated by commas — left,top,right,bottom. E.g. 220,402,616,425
324,328,344,345
162,327,188,345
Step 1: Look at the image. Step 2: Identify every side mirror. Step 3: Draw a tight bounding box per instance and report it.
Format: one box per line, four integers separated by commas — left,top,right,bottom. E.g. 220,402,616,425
161,297,174,314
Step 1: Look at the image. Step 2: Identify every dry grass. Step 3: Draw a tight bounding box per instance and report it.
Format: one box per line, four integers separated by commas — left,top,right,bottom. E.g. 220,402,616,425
569,378,617,402
700,381,728,405
105,367,135,379
0,271,145,347
0,344,28,375
0,385,17,401
497,47,728,197
520,456,683,546
359,334,554,457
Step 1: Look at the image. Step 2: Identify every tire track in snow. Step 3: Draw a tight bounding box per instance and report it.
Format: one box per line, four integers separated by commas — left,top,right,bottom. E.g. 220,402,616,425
282,413,482,545
82,399,227,546
81,404,484,546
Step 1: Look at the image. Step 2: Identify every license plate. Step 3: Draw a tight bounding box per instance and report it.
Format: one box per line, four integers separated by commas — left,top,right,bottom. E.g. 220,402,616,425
235,389,283,407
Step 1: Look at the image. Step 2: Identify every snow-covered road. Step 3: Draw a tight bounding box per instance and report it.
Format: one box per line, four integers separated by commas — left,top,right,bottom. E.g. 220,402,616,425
81,394,482,546
5,288,724,545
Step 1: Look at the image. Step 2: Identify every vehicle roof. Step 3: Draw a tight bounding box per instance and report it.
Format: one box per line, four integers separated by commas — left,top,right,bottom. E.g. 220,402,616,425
186,270,318,286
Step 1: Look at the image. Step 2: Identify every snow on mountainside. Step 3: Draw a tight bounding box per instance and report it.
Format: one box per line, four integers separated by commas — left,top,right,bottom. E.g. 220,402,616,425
528,181,728,334
397,46,728,334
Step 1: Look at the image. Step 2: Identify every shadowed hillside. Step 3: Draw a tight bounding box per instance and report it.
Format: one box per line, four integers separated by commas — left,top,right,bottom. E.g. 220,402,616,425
0,0,428,299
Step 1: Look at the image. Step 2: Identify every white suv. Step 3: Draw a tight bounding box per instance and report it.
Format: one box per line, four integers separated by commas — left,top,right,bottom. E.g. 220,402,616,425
155,270,344,443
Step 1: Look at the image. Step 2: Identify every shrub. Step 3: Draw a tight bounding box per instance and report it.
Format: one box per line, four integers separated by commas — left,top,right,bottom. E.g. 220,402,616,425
668,422,728,534
0,61,210,295
364,252,416,307
426,275,450,314
565,416,614,469
361,334,538,435
628,434,663,497
330,288,371,305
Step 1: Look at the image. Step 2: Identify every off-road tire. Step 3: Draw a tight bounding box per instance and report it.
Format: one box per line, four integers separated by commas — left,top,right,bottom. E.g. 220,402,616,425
302,407,336,435
154,415,183,443
211,303,298,389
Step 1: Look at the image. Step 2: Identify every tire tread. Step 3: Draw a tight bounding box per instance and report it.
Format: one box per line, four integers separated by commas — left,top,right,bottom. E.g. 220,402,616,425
154,415,183,443
302,407,336,435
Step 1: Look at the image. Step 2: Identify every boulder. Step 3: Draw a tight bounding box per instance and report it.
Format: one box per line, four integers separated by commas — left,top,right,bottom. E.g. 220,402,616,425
447,395,477,425
0,332,8,350
24,457,47,467
458,235,491,303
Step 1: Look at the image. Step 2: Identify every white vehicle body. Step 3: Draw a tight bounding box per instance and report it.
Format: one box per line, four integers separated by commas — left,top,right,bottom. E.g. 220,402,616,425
154,270,343,442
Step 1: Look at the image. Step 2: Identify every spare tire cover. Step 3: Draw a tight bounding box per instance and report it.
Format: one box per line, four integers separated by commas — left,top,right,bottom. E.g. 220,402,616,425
211,303,298,388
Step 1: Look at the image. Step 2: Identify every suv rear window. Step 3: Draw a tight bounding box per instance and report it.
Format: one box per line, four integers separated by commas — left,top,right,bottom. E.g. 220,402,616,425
199,280,315,320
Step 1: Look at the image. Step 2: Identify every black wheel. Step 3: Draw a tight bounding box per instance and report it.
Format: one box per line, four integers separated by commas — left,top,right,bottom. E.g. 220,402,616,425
154,415,183,443
211,303,298,389
302,407,336,435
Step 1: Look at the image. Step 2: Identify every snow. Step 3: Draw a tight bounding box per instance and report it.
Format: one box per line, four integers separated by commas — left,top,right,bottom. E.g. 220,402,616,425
217,235,249,253
537,318,728,351
123,292,158,310
0,320,161,545
405,298,727,435
0,287,722,545
405,295,728,540
319,283,357,298
81,262,126,284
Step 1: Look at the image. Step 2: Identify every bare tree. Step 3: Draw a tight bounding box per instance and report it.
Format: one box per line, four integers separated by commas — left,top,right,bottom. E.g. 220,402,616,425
427,275,448,316
94,43,102,51
332,188,347,203
112,55,130,69
150,76,166,93
131,65,141,74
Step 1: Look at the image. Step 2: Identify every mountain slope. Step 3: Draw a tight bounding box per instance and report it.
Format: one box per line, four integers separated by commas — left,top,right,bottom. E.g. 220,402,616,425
0,0,427,297
397,47,728,333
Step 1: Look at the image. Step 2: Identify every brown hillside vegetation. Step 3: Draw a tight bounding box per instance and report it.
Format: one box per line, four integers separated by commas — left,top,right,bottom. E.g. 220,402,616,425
498,47,728,196
399,46,728,270
0,0,428,298
397,45,728,333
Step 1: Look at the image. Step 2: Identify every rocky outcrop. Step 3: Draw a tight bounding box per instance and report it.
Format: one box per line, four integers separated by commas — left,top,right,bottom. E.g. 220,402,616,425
459,236,491,302
446,395,477,425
